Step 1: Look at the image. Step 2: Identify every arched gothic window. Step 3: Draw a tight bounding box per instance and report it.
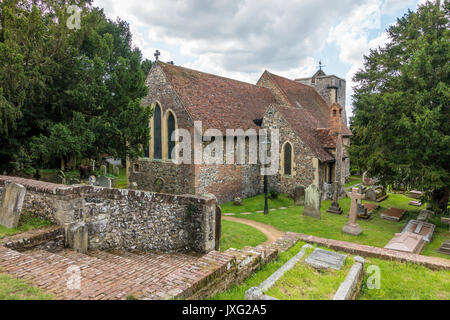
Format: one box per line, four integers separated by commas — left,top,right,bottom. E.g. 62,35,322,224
153,104,162,159
167,112,176,160
284,142,292,175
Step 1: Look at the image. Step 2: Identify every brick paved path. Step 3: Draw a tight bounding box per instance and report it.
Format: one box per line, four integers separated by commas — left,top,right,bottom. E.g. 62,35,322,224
0,245,204,300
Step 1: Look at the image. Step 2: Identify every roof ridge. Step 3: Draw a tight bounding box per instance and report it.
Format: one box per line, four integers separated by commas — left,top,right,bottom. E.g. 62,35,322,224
159,61,267,90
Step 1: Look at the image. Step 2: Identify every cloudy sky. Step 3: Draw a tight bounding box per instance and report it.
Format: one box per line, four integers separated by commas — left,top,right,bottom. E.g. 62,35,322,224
92,0,427,117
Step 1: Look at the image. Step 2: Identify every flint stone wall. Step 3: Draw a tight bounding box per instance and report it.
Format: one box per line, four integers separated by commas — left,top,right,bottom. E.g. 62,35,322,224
0,176,216,253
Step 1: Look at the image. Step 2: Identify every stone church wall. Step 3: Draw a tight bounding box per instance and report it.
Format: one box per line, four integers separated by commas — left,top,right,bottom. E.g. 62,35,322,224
263,106,317,196
0,176,217,253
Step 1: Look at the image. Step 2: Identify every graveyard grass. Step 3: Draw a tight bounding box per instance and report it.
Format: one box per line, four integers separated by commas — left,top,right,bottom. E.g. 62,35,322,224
265,248,353,300
0,273,53,300
221,192,450,260
210,241,450,300
0,212,51,239
220,220,267,252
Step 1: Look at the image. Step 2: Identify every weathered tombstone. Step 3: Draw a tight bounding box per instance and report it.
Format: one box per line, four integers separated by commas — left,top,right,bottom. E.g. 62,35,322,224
88,175,96,186
342,188,363,235
233,197,243,206
303,184,321,219
327,183,343,215
401,220,435,242
381,208,406,222
305,248,347,270
408,200,422,207
321,183,333,201
95,176,112,188
293,185,305,206
100,165,107,176
365,186,388,202
384,232,425,254
66,222,88,254
357,203,369,219
0,183,26,229
409,190,423,200
113,166,120,176
417,209,433,221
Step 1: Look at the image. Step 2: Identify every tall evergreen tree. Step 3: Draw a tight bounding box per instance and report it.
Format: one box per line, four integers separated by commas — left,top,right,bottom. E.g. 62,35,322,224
350,0,449,212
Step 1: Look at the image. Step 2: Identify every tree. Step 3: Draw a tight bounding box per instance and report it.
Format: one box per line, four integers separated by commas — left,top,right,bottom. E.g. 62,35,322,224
350,0,449,212
0,0,151,172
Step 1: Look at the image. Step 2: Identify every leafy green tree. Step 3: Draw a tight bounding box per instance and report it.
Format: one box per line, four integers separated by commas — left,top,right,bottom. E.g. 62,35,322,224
0,0,151,173
350,0,449,212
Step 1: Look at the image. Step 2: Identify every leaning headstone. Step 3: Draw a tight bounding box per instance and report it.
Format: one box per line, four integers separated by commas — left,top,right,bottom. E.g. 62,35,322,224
342,188,363,235
100,165,107,176
95,176,112,188
384,232,425,254
293,185,305,206
401,220,435,242
0,183,26,229
305,248,347,270
303,184,321,219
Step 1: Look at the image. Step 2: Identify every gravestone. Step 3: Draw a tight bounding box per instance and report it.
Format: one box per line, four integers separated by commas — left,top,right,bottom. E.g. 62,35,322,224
409,190,423,200
417,209,433,222
305,248,347,270
95,176,112,188
66,222,88,254
233,197,243,206
357,203,370,219
303,184,321,219
327,183,343,215
384,232,425,254
342,188,363,235
437,218,450,255
363,203,379,214
321,183,333,201
113,166,120,176
401,220,435,242
365,186,388,202
293,185,305,206
408,200,422,207
0,183,26,229
88,175,96,186
381,208,405,222
100,165,107,176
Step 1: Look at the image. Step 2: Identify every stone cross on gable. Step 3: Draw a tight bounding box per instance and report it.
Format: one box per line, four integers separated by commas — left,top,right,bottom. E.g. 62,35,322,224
154,49,160,61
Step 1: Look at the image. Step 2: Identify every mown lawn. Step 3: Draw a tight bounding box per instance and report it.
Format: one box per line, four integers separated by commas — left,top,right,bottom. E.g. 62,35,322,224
0,273,53,300
220,220,267,252
221,193,450,260
344,175,363,188
0,212,51,239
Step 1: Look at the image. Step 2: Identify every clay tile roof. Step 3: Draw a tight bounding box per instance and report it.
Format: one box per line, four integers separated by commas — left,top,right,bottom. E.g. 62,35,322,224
159,62,277,132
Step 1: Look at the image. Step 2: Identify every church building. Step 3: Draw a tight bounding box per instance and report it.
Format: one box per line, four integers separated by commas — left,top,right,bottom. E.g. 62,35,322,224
127,60,352,203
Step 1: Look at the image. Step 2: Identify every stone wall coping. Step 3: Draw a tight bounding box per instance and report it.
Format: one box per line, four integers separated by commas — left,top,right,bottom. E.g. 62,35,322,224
0,175,213,204
333,256,365,300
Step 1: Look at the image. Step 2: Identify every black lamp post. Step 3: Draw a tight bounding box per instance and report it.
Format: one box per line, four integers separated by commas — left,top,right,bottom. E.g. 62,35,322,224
261,135,270,215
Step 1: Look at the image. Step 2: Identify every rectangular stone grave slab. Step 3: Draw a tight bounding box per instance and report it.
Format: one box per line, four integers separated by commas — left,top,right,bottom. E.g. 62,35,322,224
384,232,425,254
438,240,450,255
381,208,406,222
363,203,379,214
409,190,423,199
305,248,347,270
417,209,433,221
409,200,422,207
0,183,26,229
401,220,435,242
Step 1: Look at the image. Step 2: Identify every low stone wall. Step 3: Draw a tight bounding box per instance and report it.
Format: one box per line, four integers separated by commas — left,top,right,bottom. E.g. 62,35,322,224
0,226,65,252
0,175,217,253
333,256,365,300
